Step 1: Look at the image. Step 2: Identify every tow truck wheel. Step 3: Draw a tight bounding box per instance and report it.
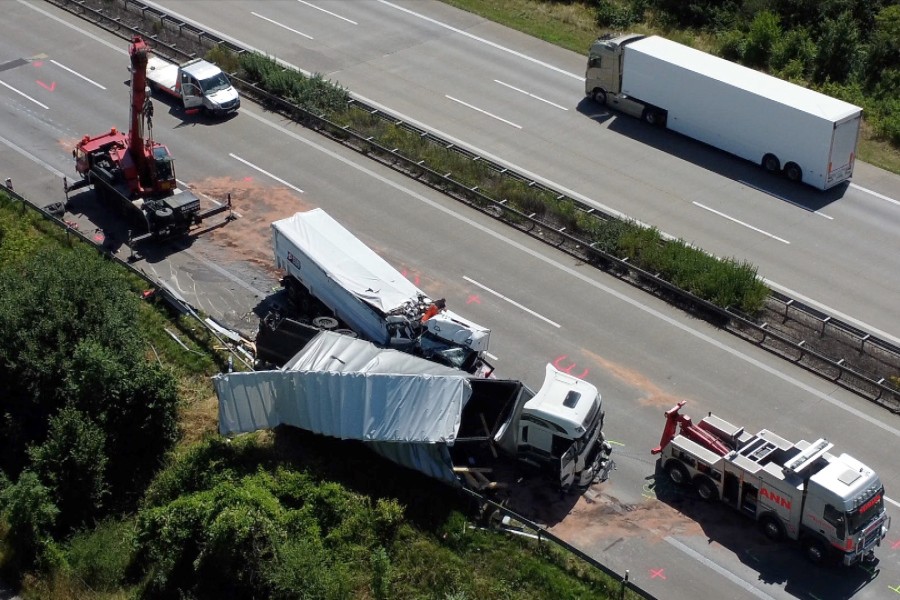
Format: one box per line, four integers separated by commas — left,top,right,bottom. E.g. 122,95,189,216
694,476,719,501
759,515,785,541
665,460,689,485
802,538,827,564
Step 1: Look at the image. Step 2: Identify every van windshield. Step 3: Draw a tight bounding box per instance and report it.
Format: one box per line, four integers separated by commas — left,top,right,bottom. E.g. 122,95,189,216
200,73,231,94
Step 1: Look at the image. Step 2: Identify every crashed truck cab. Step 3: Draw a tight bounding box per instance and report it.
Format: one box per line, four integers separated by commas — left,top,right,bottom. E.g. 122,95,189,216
513,364,609,489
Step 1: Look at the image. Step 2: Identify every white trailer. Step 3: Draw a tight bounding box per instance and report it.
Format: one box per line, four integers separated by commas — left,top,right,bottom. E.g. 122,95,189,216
272,209,490,371
146,55,240,116
216,331,611,491
586,35,862,190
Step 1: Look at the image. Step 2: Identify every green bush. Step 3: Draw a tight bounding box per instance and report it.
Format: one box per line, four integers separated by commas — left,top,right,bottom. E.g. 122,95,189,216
744,11,781,67
0,471,58,569
64,518,135,591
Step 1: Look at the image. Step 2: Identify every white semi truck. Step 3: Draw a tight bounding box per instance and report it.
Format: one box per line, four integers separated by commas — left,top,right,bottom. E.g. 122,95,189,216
216,330,611,491
270,208,491,374
653,402,890,566
145,55,240,116
585,34,862,190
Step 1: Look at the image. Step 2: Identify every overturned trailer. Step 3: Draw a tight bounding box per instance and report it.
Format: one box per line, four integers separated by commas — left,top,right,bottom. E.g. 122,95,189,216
215,331,610,490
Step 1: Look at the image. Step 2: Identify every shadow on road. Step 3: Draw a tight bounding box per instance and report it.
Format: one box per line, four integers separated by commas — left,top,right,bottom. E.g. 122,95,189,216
649,462,882,599
575,97,850,212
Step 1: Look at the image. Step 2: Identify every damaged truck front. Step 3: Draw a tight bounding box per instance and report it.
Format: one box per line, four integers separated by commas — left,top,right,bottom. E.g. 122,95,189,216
216,331,610,491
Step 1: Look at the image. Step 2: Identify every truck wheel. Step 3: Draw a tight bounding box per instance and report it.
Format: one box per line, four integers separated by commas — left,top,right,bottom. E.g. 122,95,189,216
762,153,780,173
784,162,802,182
802,538,828,565
592,89,607,106
759,514,785,541
665,460,689,485
312,316,339,330
642,109,659,126
694,476,719,501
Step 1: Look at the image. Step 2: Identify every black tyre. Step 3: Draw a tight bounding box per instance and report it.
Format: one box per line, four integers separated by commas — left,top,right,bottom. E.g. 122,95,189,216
762,153,780,173
784,162,802,182
312,316,339,330
759,515,785,541
803,538,828,565
154,207,173,221
694,476,719,502
593,89,607,105
643,109,659,126
665,460,689,486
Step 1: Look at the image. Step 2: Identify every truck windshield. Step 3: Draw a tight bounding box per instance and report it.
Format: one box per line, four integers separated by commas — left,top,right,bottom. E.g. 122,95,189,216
847,489,884,534
200,73,231,94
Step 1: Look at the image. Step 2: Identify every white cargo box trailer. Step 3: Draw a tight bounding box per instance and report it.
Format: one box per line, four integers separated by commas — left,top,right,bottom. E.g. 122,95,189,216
272,209,490,357
587,35,862,190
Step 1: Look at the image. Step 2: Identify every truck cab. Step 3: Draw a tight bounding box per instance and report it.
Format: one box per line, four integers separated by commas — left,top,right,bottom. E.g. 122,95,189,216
585,34,645,112
516,364,607,489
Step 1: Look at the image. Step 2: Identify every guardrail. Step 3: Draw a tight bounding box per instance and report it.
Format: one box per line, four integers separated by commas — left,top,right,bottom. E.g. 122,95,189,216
46,0,899,413
460,488,658,600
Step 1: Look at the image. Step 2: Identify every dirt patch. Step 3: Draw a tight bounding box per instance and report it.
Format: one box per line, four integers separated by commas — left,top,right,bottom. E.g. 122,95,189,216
551,493,703,547
581,349,692,408
189,177,314,277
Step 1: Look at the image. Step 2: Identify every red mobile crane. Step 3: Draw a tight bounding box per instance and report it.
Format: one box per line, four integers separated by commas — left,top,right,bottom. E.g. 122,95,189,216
65,36,230,242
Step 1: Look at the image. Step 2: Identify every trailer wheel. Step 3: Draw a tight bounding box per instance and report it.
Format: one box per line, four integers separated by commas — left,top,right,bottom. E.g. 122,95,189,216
665,460,689,485
802,538,828,565
762,153,781,173
312,316,339,330
592,89,607,106
759,514,785,541
784,162,802,182
694,476,719,502
642,109,661,126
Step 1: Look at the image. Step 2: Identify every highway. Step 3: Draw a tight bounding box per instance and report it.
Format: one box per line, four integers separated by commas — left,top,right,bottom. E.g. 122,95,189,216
141,0,900,345
1,2,898,599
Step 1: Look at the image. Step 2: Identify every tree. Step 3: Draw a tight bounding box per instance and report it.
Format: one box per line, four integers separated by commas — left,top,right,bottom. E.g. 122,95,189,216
0,471,59,569
28,406,108,532
744,10,781,67
813,11,860,84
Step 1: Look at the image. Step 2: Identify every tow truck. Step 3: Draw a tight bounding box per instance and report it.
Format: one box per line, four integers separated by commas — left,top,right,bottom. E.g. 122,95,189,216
652,401,890,565
64,35,232,243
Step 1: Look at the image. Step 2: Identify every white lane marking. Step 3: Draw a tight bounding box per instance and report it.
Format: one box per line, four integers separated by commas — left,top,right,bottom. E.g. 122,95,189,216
494,80,568,111
0,80,50,109
693,201,790,244
445,95,522,129
0,133,65,177
241,107,900,440
850,183,900,206
738,180,833,219
251,11,314,40
377,0,582,81
297,0,357,25
886,496,900,509
764,279,900,347
18,0,129,55
49,59,106,89
228,153,305,194
464,276,560,328
665,537,777,600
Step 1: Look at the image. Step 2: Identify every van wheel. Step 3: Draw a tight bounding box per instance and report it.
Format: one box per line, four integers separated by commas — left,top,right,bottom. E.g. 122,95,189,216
593,89,607,105
762,153,780,173
694,476,719,501
665,460,689,485
759,515,785,541
784,162,802,182
803,538,828,564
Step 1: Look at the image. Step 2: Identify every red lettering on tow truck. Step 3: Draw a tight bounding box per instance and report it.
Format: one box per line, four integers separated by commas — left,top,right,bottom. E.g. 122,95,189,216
760,487,792,510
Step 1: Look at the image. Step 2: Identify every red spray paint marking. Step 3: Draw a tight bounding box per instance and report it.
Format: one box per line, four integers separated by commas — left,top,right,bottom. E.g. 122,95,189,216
466,294,481,304
400,269,420,286
36,80,56,91
243,176,253,182
891,539,900,550
33,61,43,67
649,568,666,580
552,355,588,379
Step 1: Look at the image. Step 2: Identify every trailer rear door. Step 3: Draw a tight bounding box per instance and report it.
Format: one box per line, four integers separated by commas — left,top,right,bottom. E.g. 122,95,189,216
826,113,861,188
